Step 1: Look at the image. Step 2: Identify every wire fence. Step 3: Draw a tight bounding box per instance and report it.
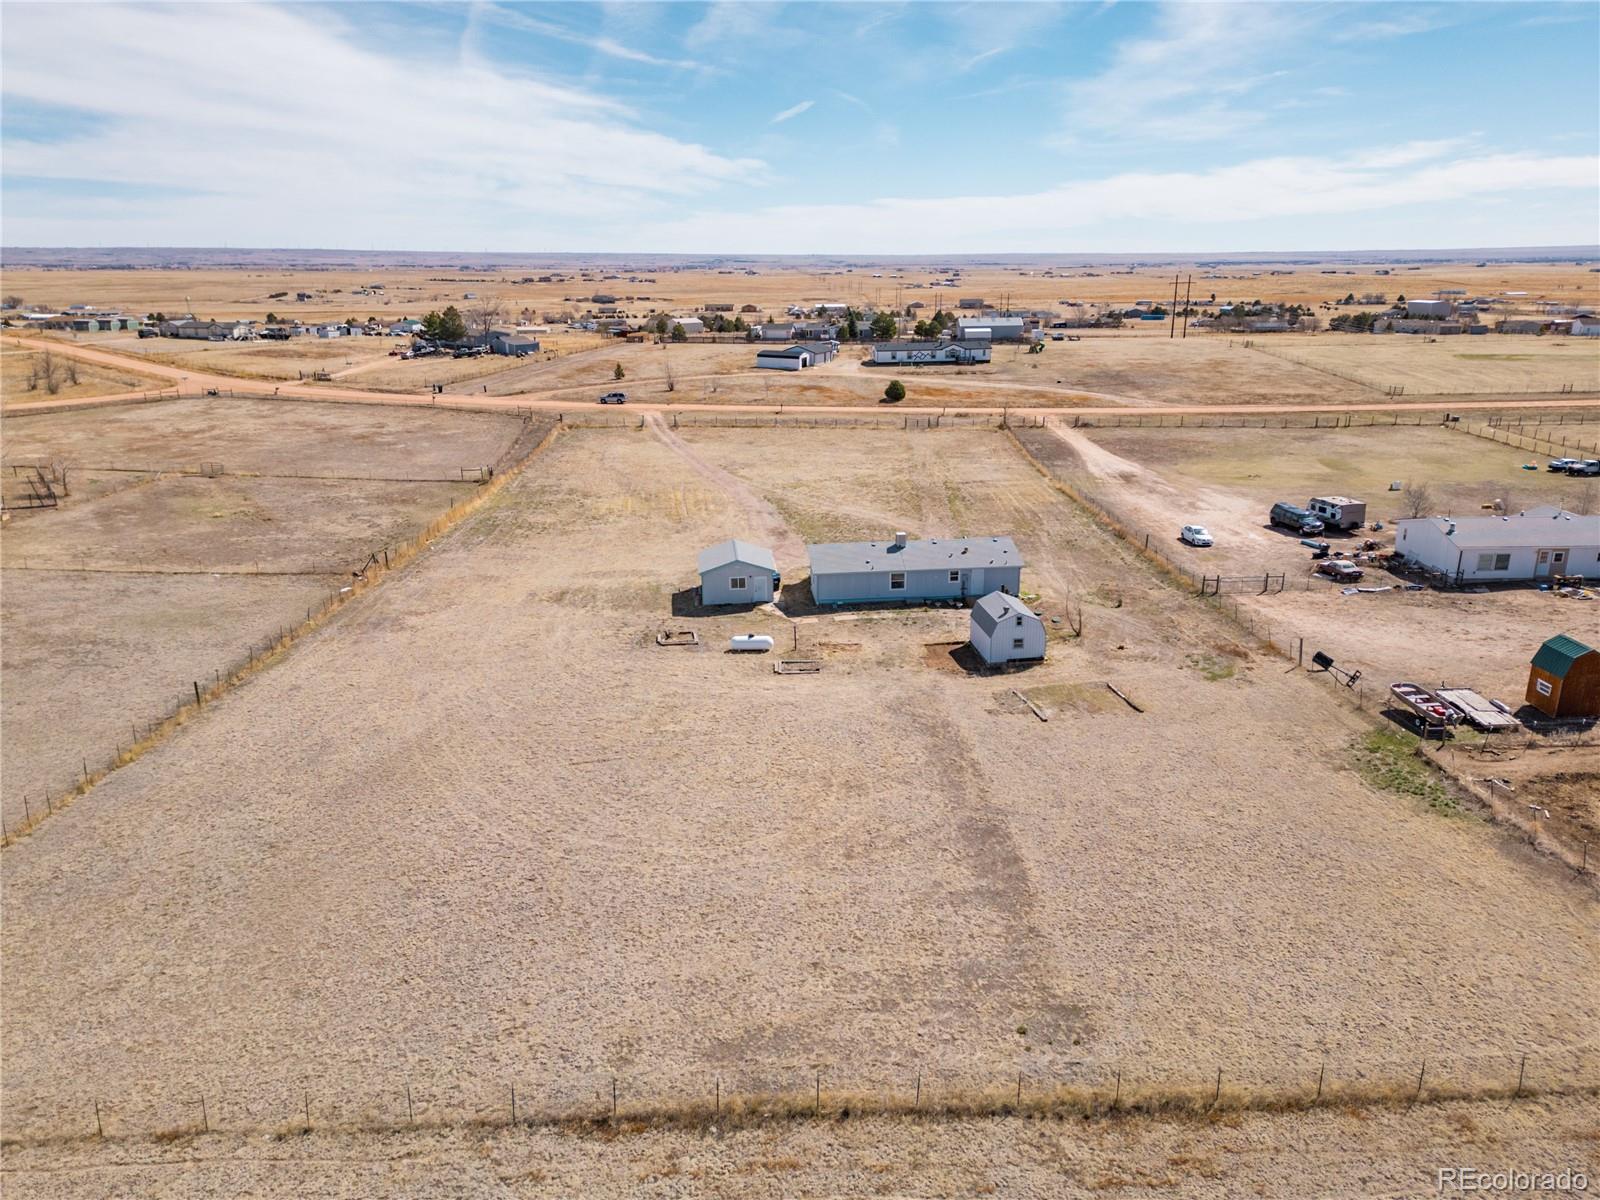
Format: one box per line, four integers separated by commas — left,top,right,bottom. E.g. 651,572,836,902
6,1043,1596,1144
1003,424,1600,872
1461,420,1600,460
0,420,562,847
1240,340,1600,398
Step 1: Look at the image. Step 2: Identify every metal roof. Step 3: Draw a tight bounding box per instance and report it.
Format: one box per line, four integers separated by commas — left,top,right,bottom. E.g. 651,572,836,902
1531,633,1597,678
970,590,1036,636
1406,507,1600,550
756,345,810,358
698,539,777,574
808,536,1022,576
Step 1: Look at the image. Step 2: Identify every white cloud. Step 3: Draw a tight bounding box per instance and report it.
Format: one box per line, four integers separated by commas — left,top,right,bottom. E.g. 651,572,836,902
769,99,815,124
474,3,706,72
632,143,1600,253
1,3,763,246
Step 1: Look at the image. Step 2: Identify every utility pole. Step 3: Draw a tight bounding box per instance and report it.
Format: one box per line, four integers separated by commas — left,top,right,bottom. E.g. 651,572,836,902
1182,274,1193,338
1168,273,1180,339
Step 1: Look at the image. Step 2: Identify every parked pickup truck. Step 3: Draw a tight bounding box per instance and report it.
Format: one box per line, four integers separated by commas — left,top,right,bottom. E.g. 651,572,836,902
1548,458,1581,472
1564,459,1600,477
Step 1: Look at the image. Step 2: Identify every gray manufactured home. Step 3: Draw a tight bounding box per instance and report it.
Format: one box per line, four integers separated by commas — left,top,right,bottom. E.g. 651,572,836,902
698,539,779,605
807,532,1022,604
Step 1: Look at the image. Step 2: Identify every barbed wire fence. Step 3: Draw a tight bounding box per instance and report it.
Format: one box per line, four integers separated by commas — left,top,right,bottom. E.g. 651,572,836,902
0,419,562,847
5,1042,1596,1145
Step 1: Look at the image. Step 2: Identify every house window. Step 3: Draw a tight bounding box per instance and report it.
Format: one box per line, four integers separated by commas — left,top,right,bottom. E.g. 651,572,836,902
729,576,747,589
889,572,906,590
949,570,960,583
1015,615,1023,626
1475,553,1511,571
1013,638,1025,650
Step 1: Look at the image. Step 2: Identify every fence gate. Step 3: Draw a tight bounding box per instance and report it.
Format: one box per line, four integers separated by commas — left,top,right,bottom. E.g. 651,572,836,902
1200,573,1286,596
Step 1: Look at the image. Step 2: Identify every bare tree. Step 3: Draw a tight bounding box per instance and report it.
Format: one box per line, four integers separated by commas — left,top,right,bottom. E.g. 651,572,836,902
1574,478,1597,517
661,350,677,393
2,294,24,310
462,297,507,342
66,360,79,386
38,350,65,395
1401,481,1434,519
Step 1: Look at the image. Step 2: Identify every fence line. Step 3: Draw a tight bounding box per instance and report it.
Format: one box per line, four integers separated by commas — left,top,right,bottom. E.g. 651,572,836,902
1461,421,1600,459
0,418,562,848
6,1042,1596,1145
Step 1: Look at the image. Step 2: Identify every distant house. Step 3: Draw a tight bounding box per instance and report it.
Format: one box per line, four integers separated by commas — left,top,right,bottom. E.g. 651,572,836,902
969,590,1046,666
698,539,778,605
957,297,987,309
807,533,1022,605
389,318,424,335
672,317,705,335
869,340,991,366
1571,314,1600,337
312,323,343,339
162,318,244,340
1395,506,1600,585
1525,634,1600,719
757,323,796,341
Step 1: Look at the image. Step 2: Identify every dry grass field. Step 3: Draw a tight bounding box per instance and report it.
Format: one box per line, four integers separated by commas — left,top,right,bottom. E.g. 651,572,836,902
4,424,1594,1158
4,259,1596,328
1258,335,1600,396
0,344,166,405
4,1094,1597,1198
0,397,526,832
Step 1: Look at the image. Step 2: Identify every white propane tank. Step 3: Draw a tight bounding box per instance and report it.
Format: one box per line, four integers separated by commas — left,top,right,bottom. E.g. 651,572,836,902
730,634,775,653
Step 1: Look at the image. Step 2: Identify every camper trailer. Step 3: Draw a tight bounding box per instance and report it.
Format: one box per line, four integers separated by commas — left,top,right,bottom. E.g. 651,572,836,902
1307,496,1367,532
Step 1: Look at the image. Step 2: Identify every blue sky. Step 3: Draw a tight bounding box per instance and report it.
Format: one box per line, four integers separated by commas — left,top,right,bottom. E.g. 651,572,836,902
2,1,1597,252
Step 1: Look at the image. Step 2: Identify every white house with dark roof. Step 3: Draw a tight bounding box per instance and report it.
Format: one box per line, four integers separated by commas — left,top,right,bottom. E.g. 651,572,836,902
969,590,1045,665
1395,506,1600,584
807,532,1021,604
869,340,991,366
698,539,779,605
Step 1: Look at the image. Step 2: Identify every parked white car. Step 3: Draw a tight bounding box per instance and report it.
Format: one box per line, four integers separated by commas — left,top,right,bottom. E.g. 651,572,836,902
1180,524,1214,547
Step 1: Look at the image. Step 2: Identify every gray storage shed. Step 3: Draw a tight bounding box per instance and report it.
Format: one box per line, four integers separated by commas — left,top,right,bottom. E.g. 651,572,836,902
969,590,1046,665
698,539,779,605
807,532,1022,604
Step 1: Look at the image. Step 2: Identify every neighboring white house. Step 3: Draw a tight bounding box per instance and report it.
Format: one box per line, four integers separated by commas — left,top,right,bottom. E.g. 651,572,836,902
312,324,344,339
389,318,424,335
869,340,991,366
969,590,1046,666
698,539,779,605
672,317,705,335
1405,298,1454,319
1571,314,1600,337
1394,506,1600,584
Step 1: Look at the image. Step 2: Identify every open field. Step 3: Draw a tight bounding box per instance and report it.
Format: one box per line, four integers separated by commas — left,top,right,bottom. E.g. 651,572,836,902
4,1094,1598,1199
1,394,522,476
0,397,527,831
0,344,166,405
4,425,1594,1155
1256,335,1600,395
4,258,1596,328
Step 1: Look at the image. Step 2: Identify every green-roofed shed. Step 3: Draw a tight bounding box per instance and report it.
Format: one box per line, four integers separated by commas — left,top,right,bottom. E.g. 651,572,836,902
1525,634,1600,719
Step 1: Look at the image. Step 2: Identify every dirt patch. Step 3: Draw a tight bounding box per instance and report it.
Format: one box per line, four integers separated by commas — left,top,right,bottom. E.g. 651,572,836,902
1517,771,1600,849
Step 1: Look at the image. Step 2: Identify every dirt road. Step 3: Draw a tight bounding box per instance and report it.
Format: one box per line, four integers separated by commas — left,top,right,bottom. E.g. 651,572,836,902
643,412,804,567
7,335,1598,423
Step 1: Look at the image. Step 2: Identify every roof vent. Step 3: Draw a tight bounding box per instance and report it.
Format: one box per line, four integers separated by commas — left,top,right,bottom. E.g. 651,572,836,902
893,531,908,549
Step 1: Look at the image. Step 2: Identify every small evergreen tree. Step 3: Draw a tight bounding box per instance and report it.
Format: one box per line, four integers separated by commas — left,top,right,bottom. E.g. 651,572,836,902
614,363,625,380
883,379,906,403
670,323,687,342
